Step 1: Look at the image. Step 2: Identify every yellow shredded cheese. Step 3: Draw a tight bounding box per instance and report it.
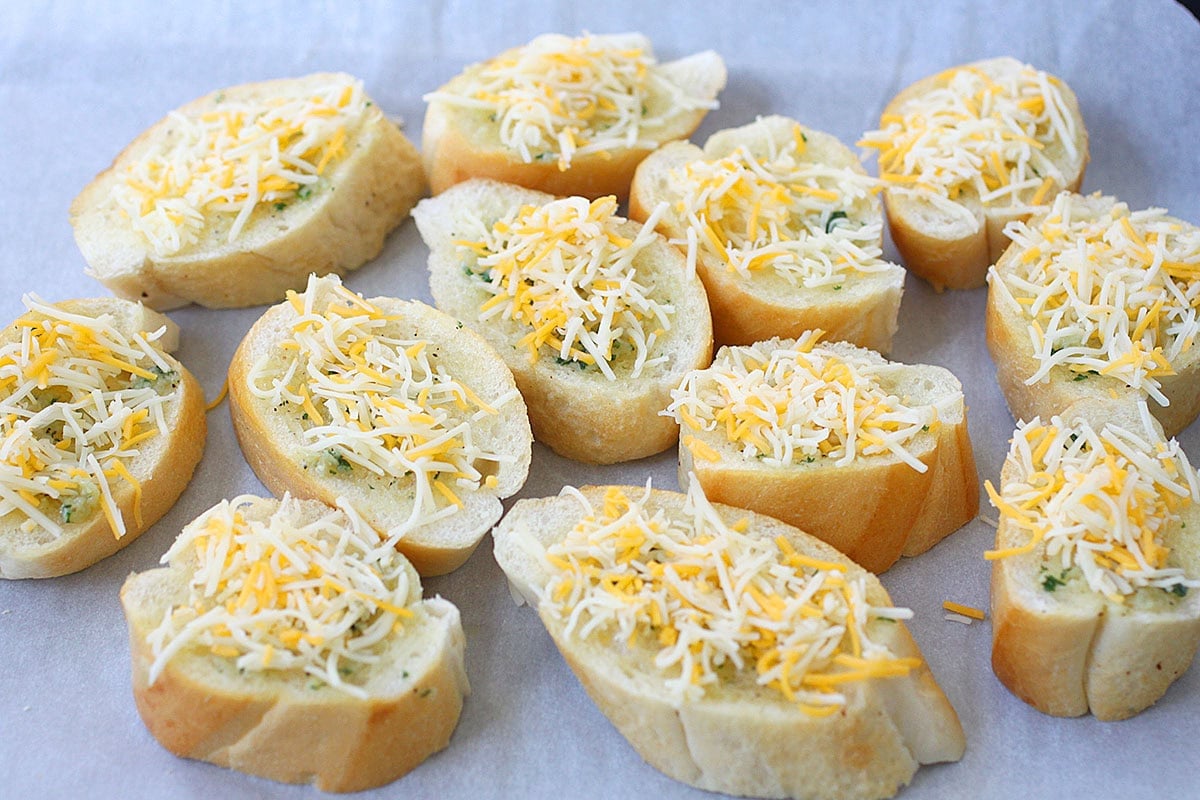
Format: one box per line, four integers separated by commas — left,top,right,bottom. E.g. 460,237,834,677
859,59,1078,221
245,275,518,538
669,121,897,289
146,496,414,698
993,193,1200,404
0,296,176,540
455,195,674,380
539,480,918,710
941,601,985,620
111,76,369,256
666,332,948,471
986,404,1199,599
423,33,717,170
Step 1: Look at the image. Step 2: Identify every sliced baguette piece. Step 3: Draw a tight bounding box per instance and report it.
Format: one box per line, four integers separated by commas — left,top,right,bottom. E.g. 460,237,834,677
421,33,725,201
630,115,905,351
0,296,205,579
859,57,1088,290
493,481,965,800
987,399,1200,720
667,333,978,574
987,191,1200,437
121,494,469,792
412,179,713,464
71,73,426,310
228,274,531,576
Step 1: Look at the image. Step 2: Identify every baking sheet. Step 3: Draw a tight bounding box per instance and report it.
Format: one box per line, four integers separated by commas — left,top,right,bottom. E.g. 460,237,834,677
2,1,1199,797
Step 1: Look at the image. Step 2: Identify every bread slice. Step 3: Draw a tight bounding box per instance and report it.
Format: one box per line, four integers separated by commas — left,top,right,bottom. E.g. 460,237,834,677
121,494,469,792
493,482,965,800
228,274,531,576
860,57,1088,290
630,115,905,351
987,399,1200,720
667,334,978,574
0,296,205,579
412,179,713,464
987,191,1200,437
421,33,725,201
71,73,425,310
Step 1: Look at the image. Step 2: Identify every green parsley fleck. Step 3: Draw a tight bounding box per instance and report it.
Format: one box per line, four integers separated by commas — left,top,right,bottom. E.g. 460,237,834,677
824,210,848,233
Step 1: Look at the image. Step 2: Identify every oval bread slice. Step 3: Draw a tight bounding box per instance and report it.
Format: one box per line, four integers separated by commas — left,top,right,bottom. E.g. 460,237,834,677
422,33,725,201
413,179,713,464
493,482,965,800
860,57,1088,290
986,191,1200,437
987,399,1200,720
668,335,978,574
71,73,426,309
0,296,205,578
630,115,905,351
121,494,469,792
228,274,531,576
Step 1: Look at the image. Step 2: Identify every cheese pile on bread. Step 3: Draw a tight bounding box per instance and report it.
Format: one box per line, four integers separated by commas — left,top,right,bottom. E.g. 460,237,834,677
987,191,1200,436
422,33,725,200
493,480,964,800
413,179,712,464
859,57,1088,289
0,296,205,578
71,73,425,309
122,494,468,792
666,332,978,573
988,400,1200,720
631,115,905,351
229,274,531,575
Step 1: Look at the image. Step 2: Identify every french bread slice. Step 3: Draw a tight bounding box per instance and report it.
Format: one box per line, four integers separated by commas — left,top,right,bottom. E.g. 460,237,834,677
412,179,713,464
421,33,725,201
228,274,531,576
493,482,965,800
630,115,905,351
71,73,425,309
987,191,1200,438
121,494,469,792
0,296,205,579
667,334,978,574
987,399,1200,720
859,57,1088,290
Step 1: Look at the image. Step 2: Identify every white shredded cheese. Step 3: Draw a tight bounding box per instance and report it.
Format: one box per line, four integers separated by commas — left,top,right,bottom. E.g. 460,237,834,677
0,296,177,540
666,332,951,471
423,33,717,170
669,121,896,288
245,275,518,540
994,192,1200,404
986,403,1200,599
111,76,369,256
539,479,918,711
146,495,415,698
859,59,1077,213
454,195,674,380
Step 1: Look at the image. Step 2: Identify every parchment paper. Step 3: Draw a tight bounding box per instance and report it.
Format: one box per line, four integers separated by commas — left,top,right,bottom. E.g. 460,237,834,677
2,2,1199,797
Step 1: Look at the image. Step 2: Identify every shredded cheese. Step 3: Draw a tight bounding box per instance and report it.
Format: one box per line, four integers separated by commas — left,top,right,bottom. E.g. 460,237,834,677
245,275,517,540
423,33,717,170
146,496,415,698
994,193,1200,404
941,600,985,620
0,296,177,540
669,120,897,289
666,332,950,471
538,479,918,711
985,404,1200,599
859,59,1078,221
111,76,369,256
454,195,674,380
